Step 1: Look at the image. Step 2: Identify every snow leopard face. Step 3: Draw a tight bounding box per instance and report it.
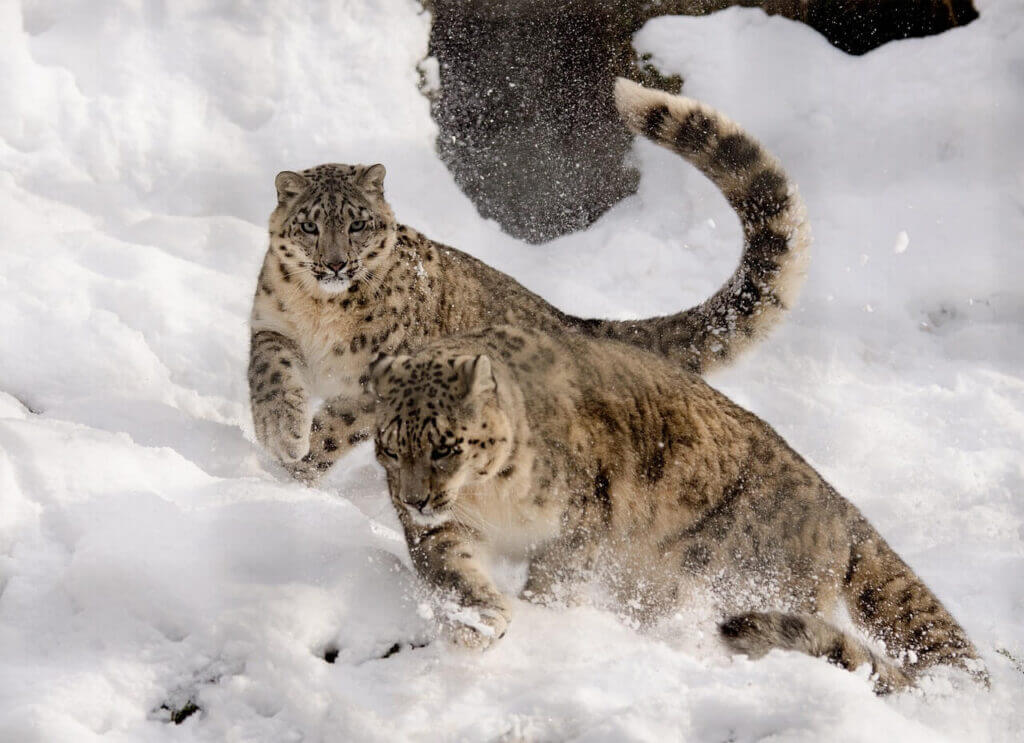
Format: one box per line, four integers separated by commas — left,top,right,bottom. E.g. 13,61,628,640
269,163,396,295
370,352,513,526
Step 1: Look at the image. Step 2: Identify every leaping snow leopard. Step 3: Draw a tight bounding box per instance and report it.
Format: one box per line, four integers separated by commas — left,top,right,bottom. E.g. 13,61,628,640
248,79,810,483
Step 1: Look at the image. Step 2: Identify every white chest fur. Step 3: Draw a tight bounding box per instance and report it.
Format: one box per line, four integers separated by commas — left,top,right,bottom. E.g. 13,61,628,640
458,479,561,559
251,266,367,402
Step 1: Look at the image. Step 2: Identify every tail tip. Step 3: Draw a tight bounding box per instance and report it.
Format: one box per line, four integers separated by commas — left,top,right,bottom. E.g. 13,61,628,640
718,612,781,659
613,76,642,104
718,614,752,639
613,77,658,125
613,77,704,135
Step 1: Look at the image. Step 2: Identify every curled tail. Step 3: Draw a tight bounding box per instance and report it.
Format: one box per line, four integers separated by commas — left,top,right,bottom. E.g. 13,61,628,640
573,78,811,375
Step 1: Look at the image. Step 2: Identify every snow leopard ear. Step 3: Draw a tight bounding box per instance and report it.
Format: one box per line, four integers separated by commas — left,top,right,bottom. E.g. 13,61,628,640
368,353,407,394
275,171,308,204
461,355,496,398
357,163,386,195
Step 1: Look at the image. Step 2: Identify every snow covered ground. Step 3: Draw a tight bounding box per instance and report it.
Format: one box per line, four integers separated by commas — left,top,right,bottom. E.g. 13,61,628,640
1,0,1022,740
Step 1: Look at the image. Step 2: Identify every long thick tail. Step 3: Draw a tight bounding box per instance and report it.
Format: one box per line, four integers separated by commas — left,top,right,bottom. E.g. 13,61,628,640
720,519,987,693
720,611,911,694
571,78,811,375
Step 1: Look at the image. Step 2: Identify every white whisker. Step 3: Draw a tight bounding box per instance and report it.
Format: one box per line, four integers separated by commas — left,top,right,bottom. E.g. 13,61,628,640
280,264,315,280
452,501,495,535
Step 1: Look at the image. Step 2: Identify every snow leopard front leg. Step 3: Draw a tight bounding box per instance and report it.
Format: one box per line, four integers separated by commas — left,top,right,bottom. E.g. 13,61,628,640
249,330,312,463
404,521,511,649
521,537,596,607
285,396,375,485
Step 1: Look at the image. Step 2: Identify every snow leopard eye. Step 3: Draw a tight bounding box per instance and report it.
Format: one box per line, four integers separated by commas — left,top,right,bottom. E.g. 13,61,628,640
349,220,366,233
432,445,460,460
300,221,318,235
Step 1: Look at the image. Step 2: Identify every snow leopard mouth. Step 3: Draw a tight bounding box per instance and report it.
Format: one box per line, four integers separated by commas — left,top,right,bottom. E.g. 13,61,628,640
316,274,351,293
404,503,452,527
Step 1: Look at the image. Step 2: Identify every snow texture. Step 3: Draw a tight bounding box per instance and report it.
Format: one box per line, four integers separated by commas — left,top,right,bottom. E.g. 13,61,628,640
1,0,1022,740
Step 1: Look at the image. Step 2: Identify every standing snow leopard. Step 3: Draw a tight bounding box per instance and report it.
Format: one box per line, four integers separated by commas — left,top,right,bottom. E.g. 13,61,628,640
248,79,810,482
367,324,986,693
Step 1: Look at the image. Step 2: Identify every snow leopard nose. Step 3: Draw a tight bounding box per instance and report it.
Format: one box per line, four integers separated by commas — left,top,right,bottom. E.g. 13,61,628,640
402,493,430,512
326,260,347,274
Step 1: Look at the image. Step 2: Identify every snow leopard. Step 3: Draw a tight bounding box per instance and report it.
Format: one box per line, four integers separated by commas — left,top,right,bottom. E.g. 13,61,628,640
368,324,985,694
249,79,810,483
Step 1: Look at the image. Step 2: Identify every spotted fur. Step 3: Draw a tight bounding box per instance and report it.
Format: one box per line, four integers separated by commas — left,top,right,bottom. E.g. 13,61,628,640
605,79,811,365
369,326,985,691
249,80,811,482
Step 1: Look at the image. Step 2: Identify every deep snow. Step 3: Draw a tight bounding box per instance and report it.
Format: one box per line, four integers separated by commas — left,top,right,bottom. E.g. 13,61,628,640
0,1,1022,741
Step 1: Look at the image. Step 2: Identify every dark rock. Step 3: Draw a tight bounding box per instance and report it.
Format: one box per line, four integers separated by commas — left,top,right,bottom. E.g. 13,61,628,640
423,0,977,243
